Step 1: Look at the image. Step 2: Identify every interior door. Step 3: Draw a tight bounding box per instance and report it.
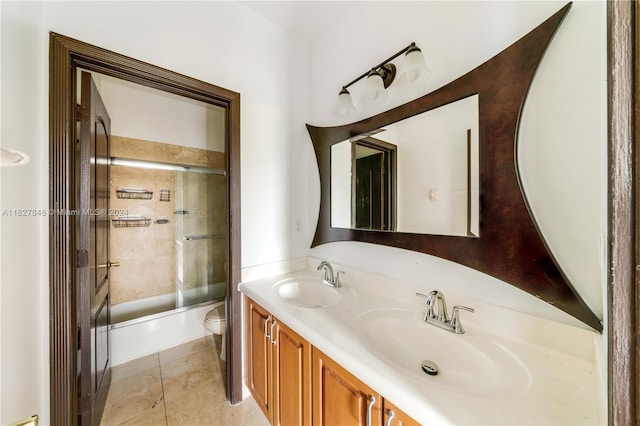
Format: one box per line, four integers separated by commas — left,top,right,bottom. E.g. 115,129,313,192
78,71,112,426
355,153,386,230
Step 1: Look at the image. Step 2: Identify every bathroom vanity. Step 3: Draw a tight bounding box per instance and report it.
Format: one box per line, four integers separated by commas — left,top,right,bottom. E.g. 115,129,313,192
240,265,602,425
245,296,418,426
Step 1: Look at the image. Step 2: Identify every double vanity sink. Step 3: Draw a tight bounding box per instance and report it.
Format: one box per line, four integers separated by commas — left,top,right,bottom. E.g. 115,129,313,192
241,265,601,425
272,275,529,399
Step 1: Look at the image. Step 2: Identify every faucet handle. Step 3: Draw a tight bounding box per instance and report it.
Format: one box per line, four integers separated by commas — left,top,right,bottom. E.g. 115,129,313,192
451,305,474,334
416,291,439,320
335,271,344,287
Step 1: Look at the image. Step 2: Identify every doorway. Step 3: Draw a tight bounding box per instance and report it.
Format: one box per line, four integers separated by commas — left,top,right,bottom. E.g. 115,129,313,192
49,33,242,425
351,138,396,231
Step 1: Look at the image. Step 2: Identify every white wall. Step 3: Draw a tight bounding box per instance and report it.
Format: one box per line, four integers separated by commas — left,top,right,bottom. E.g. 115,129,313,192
1,1,309,423
0,2,48,424
307,1,606,329
93,73,226,152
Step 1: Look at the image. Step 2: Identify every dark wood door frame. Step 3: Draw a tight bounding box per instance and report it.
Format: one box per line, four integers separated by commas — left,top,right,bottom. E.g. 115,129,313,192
49,33,242,425
608,1,638,424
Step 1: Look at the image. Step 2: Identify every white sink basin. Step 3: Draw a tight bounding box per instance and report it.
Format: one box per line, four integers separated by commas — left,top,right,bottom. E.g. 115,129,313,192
272,277,341,308
357,308,532,398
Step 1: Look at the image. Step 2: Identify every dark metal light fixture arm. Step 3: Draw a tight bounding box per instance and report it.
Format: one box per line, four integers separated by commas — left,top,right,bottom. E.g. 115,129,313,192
341,42,417,90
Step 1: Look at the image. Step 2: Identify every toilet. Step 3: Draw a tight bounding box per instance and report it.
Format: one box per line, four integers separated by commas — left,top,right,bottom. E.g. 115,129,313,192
203,300,226,360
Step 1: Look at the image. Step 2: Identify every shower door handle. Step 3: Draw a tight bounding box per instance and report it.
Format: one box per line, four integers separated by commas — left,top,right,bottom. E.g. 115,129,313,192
93,261,120,269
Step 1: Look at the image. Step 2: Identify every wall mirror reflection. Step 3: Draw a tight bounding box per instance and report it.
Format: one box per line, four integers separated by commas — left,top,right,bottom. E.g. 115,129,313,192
330,94,479,237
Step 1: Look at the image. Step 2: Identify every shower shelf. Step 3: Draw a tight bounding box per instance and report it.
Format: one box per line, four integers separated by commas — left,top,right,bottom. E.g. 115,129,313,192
112,217,151,228
159,188,171,202
116,188,153,200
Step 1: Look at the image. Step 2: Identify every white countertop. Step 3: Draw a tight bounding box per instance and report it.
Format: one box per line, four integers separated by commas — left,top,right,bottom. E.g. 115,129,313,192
239,269,602,425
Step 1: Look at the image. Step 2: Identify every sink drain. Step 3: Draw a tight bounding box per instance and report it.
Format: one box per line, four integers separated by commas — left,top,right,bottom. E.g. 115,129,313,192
421,360,439,376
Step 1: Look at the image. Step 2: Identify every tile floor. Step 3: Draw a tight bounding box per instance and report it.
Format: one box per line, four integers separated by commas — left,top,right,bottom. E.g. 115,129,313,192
100,335,270,426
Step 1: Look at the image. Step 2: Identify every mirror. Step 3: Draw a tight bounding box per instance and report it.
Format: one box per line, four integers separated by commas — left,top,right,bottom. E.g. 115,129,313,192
307,3,602,332
330,95,479,236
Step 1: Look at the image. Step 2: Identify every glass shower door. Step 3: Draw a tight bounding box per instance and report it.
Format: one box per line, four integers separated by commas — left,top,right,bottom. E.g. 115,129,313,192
175,171,226,308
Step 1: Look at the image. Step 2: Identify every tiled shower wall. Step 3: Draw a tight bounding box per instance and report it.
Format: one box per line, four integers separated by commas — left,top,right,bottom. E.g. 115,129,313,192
110,135,224,306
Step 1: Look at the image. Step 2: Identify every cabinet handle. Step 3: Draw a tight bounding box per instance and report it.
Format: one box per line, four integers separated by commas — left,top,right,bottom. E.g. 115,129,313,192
366,395,375,426
270,320,277,345
385,409,395,426
264,315,272,339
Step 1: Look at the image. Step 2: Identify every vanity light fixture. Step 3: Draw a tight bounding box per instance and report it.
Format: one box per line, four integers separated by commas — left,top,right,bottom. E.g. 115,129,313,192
333,42,430,118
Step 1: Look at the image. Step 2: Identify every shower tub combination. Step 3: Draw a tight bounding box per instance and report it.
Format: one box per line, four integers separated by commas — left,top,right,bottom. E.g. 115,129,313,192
110,281,226,325
110,284,225,365
109,160,227,365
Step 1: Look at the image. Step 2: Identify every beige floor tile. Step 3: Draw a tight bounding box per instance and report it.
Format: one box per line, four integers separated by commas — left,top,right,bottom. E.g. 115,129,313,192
161,347,222,400
101,336,264,426
111,402,167,426
101,366,164,426
165,389,228,426
167,394,270,426
218,397,270,426
159,336,215,365
111,353,160,383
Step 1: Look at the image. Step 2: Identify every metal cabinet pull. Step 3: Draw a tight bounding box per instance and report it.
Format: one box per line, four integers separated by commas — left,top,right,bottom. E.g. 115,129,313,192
264,315,272,339
270,320,277,344
366,395,375,426
385,409,395,426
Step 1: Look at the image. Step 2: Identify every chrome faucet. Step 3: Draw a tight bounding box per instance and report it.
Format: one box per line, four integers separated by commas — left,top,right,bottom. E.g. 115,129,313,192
416,291,474,334
317,261,343,288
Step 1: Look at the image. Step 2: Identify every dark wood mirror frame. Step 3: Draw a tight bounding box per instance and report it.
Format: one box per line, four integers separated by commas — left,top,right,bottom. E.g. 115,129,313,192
49,33,242,424
307,3,601,332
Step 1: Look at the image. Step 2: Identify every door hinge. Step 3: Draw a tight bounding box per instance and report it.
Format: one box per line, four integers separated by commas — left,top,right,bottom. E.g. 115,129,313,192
77,250,89,268
76,103,87,122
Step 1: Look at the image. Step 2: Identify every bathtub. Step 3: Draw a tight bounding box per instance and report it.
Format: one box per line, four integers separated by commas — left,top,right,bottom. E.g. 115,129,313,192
109,283,226,366
111,281,226,326
111,293,176,325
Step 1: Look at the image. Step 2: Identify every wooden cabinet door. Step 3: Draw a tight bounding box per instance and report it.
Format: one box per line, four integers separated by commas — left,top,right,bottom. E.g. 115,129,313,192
383,400,420,426
246,298,273,421
273,321,311,426
313,348,382,426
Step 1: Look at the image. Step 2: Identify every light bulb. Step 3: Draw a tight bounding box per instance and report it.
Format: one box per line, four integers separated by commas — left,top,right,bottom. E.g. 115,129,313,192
401,44,431,82
333,88,356,118
360,69,388,105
